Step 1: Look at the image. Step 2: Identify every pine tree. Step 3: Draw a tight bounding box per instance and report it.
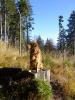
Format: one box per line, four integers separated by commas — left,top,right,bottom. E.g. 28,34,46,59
44,38,54,53
67,11,75,55
25,15,34,44
36,35,44,51
57,16,67,54
0,0,33,51
0,0,17,43
16,0,34,52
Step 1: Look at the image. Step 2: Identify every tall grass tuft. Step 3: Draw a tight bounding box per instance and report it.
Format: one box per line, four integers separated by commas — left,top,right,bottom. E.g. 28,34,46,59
0,41,29,69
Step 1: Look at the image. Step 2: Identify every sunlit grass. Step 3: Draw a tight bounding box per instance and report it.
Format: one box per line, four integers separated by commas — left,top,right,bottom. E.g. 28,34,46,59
0,41,75,98
0,41,29,69
43,52,75,97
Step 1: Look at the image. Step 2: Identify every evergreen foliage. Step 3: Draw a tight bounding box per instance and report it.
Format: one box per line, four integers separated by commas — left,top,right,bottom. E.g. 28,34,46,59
57,16,67,54
45,38,54,53
0,0,33,49
36,35,44,51
67,11,75,55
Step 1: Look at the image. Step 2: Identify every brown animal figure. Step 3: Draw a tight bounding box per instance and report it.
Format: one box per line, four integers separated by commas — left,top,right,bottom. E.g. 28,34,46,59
28,42,43,71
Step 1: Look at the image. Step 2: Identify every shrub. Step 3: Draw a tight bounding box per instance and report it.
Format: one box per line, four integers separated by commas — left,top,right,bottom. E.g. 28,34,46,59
33,79,52,99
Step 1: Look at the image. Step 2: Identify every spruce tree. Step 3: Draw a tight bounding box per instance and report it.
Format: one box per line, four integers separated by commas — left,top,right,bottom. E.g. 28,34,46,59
0,0,33,50
36,35,44,51
45,38,54,53
57,16,66,54
16,0,33,52
67,11,75,55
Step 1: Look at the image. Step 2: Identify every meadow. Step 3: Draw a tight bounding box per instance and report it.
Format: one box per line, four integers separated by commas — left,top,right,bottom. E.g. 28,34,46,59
0,41,75,99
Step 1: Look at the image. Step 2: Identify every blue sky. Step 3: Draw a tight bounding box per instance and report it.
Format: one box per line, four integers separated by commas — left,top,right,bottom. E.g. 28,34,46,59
30,0,75,44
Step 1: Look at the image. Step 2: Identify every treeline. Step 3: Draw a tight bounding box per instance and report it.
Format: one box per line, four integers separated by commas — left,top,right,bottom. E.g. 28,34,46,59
57,11,75,56
0,0,33,51
35,35,56,54
0,1,75,56
36,11,75,56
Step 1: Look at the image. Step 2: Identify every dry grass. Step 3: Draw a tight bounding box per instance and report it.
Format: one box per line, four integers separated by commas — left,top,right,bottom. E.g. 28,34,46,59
50,61,75,97
0,41,29,69
43,52,75,97
0,41,75,97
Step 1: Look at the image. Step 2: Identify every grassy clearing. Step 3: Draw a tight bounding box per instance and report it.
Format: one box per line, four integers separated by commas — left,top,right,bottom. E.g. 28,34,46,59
0,41,75,98
42,52,75,98
0,41,29,69
51,63,75,94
